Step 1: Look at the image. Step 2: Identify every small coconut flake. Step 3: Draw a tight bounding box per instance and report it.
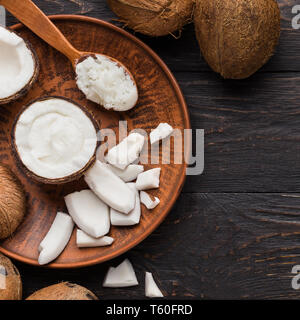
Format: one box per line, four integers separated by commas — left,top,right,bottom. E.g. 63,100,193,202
108,164,144,182
103,259,138,288
76,229,114,248
38,212,74,265
84,161,135,214
105,133,145,170
136,168,161,190
150,123,174,144
145,272,164,298
110,183,141,226
76,55,138,111
140,191,160,210
65,190,110,238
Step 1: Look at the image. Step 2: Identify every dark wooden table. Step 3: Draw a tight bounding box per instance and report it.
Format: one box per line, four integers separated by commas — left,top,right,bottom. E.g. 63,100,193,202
5,0,300,300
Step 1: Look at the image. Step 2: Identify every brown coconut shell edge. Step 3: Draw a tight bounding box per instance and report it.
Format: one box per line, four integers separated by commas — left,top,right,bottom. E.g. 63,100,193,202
26,282,98,300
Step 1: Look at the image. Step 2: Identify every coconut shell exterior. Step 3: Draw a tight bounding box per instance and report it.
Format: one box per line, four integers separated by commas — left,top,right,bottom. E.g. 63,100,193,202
26,282,98,300
0,27,39,105
107,0,195,37
0,164,26,240
11,96,99,185
194,0,281,79
0,253,22,300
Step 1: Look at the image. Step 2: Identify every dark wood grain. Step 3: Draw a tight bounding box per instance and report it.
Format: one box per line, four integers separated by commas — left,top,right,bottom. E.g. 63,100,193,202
2,0,300,299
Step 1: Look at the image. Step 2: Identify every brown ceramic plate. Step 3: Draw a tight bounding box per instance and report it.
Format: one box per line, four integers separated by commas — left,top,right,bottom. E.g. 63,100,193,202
0,15,190,268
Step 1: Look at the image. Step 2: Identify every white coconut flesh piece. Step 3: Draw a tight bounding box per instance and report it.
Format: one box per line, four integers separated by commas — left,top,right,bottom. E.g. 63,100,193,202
38,212,74,265
136,168,161,190
64,189,110,238
14,98,97,180
103,259,138,288
140,191,160,210
105,132,145,170
76,55,138,111
76,229,114,248
84,160,135,214
110,183,141,226
108,164,144,182
150,123,174,145
145,272,164,298
0,26,35,100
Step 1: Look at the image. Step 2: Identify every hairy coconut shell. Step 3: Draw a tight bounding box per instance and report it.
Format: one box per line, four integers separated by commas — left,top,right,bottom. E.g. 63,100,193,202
107,0,195,37
26,282,98,300
194,0,280,79
0,165,26,240
12,96,99,185
0,253,22,300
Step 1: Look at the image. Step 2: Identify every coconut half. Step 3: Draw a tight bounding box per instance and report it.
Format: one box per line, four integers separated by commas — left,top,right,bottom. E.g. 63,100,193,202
0,26,39,104
12,97,98,184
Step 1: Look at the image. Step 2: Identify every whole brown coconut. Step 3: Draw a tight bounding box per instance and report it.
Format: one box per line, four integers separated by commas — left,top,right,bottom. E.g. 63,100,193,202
0,253,22,300
194,0,281,79
0,165,26,239
26,282,98,300
107,0,195,37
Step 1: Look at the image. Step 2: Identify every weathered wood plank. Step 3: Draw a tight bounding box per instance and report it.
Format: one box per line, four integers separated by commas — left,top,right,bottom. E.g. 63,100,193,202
15,192,300,299
179,71,300,193
5,0,300,73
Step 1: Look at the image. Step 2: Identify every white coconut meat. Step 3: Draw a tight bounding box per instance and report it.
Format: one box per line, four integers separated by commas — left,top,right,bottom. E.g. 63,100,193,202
108,164,144,182
145,272,164,298
110,183,141,226
0,26,35,100
14,98,97,180
76,229,114,248
105,133,145,170
38,212,74,265
136,168,161,190
103,259,138,288
65,190,110,238
150,123,174,144
84,161,135,214
76,55,138,111
140,191,160,210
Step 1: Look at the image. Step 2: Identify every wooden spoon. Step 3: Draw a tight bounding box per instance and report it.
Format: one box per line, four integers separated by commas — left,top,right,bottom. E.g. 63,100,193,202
0,0,138,106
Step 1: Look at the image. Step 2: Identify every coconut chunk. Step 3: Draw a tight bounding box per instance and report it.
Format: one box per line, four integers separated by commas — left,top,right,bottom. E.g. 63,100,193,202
145,272,164,298
150,123,174,144
136,168,161,190
105,133,145,170
110,183,141,226
108,164,144,182
64,190,110,238
76,55,138,111
76,229,114,248
84,160,135,214
103,259,138,288
0,26,36,100
140,191,160,209
38,212,74,265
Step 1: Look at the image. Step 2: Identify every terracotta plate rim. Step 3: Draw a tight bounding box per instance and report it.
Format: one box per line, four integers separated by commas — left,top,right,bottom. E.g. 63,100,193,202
0,14,191,269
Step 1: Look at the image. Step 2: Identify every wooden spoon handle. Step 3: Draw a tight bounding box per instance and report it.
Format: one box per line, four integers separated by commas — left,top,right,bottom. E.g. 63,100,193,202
0,0,81,64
